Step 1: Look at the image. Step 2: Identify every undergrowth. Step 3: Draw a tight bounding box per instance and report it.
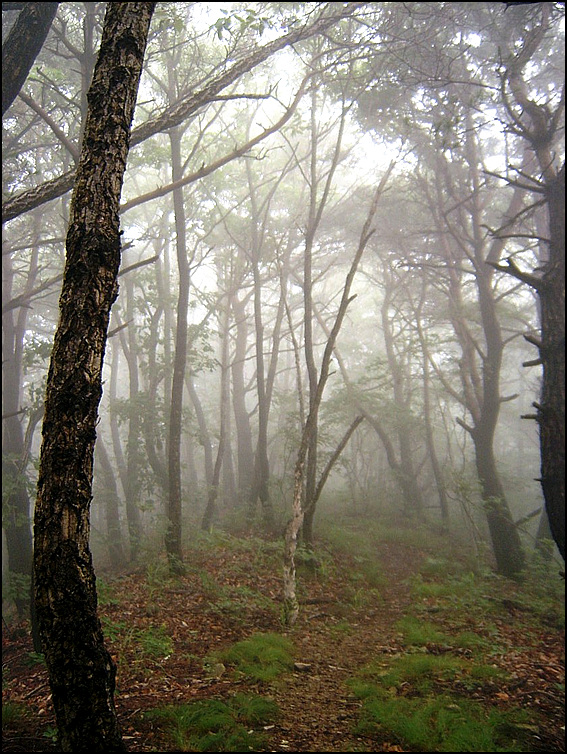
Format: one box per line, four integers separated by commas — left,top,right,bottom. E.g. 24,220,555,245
206,631,295,682
337,523,564,753
144,693,279,752
353,691,536,752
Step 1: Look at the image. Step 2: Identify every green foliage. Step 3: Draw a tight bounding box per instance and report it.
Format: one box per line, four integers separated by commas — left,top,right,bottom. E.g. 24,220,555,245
23,652,45,668
96,578,120,607
145,693,279,752
209,632,294,682
212,7,274,41
2,701,27,727
367,653,466,693
353,693,536,752
139,625,174,659
396,616,451,647
145,558,177,600
100,616,129,644
100,616,173,663
410,570,495,614
43,726,59,744
2,571,31,607
411,558,565,632
22,333,53,372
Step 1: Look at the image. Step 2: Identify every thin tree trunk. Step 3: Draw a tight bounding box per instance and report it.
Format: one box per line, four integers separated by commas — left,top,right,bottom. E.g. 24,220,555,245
231,292,256,507
2,241,36,619
166,126,190,573
95,436,127,570
283,175,391,624
202,300,230,531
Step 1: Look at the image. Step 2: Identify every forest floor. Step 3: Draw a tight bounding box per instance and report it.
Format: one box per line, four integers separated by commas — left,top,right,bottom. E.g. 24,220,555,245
2,520,565,752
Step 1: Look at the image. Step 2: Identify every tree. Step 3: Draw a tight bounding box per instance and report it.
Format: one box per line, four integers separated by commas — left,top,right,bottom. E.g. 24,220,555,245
492,2,565,560
32,4,155,751
283,171,392,625
2,1,365,224
2,2,59,116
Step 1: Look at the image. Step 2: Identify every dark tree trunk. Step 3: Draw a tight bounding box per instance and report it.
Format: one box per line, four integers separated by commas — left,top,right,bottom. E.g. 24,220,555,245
2,2,59,115
32,4,155,752
498,4,564,560
473,422,526,579
538,164,565,560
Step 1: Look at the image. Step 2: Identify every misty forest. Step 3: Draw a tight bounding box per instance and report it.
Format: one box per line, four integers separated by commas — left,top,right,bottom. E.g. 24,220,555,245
2,2,565,752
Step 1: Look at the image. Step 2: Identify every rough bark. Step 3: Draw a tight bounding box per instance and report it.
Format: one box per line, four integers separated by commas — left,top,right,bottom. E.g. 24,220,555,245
2,1,59,115
32,4,155,751
496,4,565,560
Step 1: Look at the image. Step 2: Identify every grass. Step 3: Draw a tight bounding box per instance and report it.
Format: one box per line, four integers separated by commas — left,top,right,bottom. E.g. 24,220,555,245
354,652,468,694
343,539,558,753
348,646,531,752
353,693,537,752
207,632,295,682
395,616,493,653
100,616,173,665
396,615,451,646
145,693,279,752
2,701,27,728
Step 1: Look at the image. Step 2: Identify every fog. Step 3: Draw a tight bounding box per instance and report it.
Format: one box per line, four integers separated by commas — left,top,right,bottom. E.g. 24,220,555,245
3,1,564,604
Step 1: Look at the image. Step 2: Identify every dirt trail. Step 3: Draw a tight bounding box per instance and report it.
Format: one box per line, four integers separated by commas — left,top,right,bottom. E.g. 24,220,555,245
2,537,564,752
265,544,419,752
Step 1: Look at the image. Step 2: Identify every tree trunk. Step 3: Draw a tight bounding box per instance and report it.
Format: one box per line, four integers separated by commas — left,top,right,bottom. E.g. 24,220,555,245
124,277,144,560
473,422,526,579
246,154,276,532
94,436,127,570
2,246,34,618
166,126,190,573
2,2,59,115
32,4,155,751
202,298,230,531
538,164,565,560
499,4,564,560
283,176,389,624
231,292,256,507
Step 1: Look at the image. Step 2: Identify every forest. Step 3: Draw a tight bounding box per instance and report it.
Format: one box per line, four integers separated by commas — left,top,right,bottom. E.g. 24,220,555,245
1,2,565,752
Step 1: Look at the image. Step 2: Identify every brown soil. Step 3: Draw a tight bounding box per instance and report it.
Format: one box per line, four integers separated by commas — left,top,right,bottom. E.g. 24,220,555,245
2,537,565,752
